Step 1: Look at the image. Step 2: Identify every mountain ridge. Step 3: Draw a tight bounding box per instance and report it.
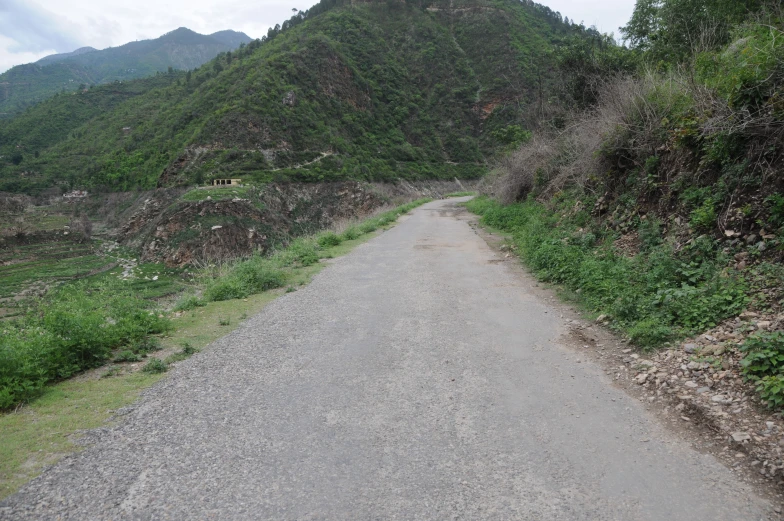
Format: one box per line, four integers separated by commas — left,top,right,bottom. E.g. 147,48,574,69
0,0,598,193
0,28,252,116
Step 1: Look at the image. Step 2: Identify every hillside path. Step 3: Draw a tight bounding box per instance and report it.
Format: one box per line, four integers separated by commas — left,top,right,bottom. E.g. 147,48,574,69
1,198,774,520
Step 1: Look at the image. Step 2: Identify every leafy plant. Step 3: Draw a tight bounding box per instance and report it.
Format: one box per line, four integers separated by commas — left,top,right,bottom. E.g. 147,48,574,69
173,294,204,311
317,231,343,248
341,226,361,240
141,358,168,374
113,350,141,363
740,332,784,380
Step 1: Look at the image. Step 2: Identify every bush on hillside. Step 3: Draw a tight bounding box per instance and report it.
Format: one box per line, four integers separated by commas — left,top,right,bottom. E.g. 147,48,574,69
0,281,170,409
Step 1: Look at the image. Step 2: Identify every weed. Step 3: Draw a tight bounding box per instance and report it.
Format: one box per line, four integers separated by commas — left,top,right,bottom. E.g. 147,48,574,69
165,343,199,364
341,226,361,241
467,196,746,349
173,294,204,311
317,231,343,248
203,255,286,302
239,313,248,320
218,317,231,326
101,367,122,378
131,336,162,354
113,350,141,363
141,358,168,374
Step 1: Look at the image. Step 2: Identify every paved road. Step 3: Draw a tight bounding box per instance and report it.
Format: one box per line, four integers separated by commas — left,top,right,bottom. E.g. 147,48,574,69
2,199,773,520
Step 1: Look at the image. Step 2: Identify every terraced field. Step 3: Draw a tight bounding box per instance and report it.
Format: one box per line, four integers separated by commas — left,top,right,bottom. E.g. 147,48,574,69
0,239,113,318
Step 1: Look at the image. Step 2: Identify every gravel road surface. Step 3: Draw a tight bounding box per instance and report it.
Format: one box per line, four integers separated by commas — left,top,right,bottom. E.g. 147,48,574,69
1,198,774,520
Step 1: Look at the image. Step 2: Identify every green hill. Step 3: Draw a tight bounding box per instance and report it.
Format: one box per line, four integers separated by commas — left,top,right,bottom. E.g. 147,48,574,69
0,28,251,116
0,0,593,194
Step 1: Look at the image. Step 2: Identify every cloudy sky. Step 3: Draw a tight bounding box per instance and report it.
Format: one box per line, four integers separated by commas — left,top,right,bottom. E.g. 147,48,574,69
0,0,636,73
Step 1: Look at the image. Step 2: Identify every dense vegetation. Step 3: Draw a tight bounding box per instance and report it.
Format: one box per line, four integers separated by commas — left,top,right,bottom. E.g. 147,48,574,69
0,28,250,116
0,0,601,194
475,0,784,404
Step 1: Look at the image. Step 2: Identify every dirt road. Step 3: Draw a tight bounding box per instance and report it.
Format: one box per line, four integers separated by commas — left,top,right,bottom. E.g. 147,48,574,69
1,198,774,519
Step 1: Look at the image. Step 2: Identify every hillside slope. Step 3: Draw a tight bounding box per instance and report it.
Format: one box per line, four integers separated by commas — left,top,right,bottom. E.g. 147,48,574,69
0,28,251,116
0,0,583,193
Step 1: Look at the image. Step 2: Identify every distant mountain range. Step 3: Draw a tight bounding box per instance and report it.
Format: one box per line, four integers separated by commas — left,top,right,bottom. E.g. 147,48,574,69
0,28,252,116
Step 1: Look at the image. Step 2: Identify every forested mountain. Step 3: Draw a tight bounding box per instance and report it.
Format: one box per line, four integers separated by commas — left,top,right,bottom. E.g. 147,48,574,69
0,0,598,194
0,28,251,116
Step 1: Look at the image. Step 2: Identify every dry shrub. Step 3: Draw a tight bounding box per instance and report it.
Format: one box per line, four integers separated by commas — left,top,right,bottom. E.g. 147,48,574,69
484,72,692,202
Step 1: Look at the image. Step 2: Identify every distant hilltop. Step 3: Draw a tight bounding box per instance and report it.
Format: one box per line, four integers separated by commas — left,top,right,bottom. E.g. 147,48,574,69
0,28,252,116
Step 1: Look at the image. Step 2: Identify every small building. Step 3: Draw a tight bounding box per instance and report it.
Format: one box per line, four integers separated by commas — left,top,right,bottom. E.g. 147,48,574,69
211,178,242,186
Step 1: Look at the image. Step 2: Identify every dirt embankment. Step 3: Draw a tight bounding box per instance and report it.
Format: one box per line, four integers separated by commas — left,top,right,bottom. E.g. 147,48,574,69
120,180,474,267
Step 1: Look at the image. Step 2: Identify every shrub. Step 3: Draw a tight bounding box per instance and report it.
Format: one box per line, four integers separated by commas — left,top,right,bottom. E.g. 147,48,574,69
131,336,162,354
627,319,674,348
204,256,286,302
114,350,141,363
740,332,784,408
0,280,170,409
466,196,748,348
284,238,320,267
173,294,204,311
142,358,168,374
740,332,784,380
359,221,378,233
317,231,343,248
341,226,361,240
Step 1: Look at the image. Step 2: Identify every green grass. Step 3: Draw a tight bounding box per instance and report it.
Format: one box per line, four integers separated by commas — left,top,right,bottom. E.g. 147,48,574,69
467,195,747,349
0,245,112,299
0,371,165,499
444,191,477,197
180,186,251,202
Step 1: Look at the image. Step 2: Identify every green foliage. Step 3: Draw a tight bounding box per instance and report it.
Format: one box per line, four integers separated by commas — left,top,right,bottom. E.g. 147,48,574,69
316,231,343,248
766,194,784,227
0,280,170,409
341,226,361,240
113,350,141,363
466,196,747,348
555,33,640,107
740,332,784,407
0,28,250,116
690,199,717,230
622,0,763,61
173,294,205,311
490,125,532,148
203,255,287,302
141,358,168,374
696,23,784,110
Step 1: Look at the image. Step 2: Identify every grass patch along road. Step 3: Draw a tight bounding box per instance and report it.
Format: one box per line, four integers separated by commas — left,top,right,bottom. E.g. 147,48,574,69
0,198,430,500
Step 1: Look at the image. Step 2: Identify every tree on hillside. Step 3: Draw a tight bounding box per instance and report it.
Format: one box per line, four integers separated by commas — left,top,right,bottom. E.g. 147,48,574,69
622,0,764,60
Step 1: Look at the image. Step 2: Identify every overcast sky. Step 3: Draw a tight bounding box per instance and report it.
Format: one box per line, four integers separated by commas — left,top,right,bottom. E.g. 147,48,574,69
0,0,636,73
